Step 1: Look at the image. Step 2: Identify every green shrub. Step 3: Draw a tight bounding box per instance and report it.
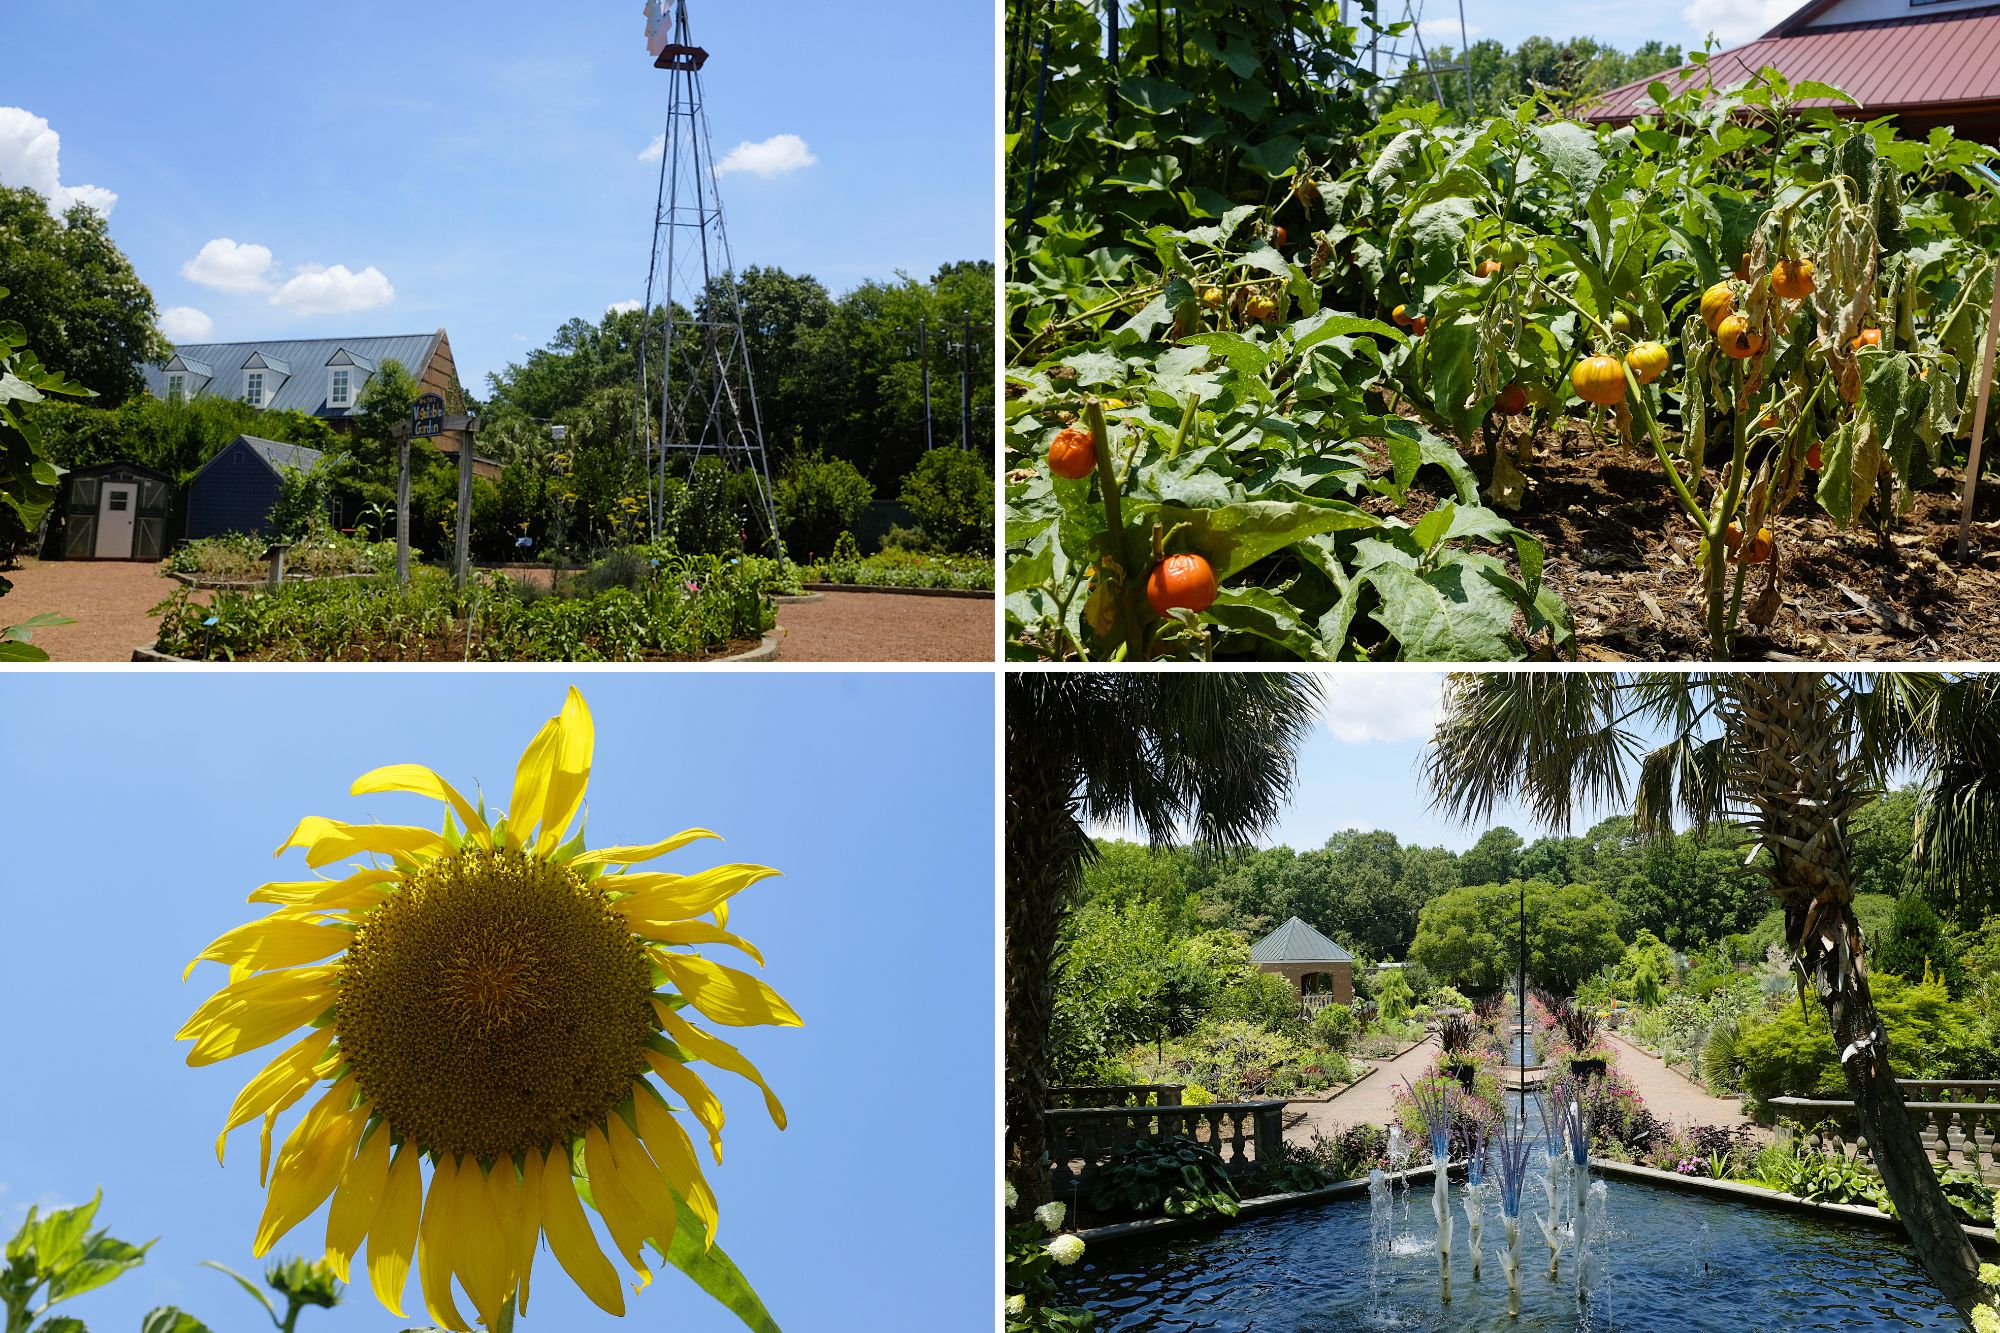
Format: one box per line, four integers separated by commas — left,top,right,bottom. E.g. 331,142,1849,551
1735,973,1983,1110
1311,1003,1358,1052
897,447,993,553
774,451,873,559
1086,1136,1240,1221
1876,893,1967,996
1375,969,1413,1024
798,548,993,590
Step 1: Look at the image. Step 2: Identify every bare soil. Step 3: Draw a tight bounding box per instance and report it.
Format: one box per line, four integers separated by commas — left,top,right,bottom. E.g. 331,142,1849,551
1370,419,2000,661
0,558,198,662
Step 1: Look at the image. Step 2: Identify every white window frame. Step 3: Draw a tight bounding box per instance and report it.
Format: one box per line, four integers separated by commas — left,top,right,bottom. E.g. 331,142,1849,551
246,371,265,408
167,373,186,403
330,368,352,408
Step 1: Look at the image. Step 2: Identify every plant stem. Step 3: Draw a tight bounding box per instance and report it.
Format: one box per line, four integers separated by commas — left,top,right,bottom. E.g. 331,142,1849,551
1084,398,1145,656
492,1294,518,1333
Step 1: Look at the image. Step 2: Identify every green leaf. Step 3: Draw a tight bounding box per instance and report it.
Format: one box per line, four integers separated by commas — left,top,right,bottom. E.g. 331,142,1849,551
1145,500,1378,580
33,1320,86,1333
1411,502,1455,553
652,1194,782,1333
1058,349,1126,388
1361,557,1522,660
0,639,52,662
198,1260,277,1322
1240,135,1302,179
138,1308,213,1333
1203,586,1326,659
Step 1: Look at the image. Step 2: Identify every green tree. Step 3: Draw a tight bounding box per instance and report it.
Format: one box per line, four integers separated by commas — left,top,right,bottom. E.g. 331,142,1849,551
1620,929,1677,1006
1878,894,1967,997
0,186,167,402
774,450,874,559
0,285,94,658
1458,826,1524,886
1423,671,2000,1317
1408,879,1624,993
1006,673,1323,1211
1374,968,1414,1023
898,447,993,553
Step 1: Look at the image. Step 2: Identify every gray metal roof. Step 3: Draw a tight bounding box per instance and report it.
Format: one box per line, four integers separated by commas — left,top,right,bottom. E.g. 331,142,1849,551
192,435,326,482
1250,916,1355,964
144,333,440,418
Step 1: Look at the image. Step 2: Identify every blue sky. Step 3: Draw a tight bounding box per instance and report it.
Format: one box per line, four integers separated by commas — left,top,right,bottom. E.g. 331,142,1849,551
1,1,994,393
0,672,995,1333
1410,0,1797,67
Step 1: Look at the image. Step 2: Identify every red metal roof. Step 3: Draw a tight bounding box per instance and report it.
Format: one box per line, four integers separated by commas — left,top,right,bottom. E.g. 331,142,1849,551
1583,4,2000,123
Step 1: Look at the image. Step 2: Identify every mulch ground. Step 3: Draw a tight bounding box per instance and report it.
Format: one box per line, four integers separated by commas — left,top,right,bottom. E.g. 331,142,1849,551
1368,419,2000,661
774,589,994,662
0,557,198,662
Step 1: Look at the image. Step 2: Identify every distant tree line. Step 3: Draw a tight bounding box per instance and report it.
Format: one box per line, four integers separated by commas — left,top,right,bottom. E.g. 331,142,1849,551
1399,35,1689,118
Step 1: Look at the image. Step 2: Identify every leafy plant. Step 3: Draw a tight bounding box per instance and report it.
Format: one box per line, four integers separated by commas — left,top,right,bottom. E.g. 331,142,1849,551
199,1258,339,1333
1003,1188,1093,1333
898,447,994,553
774,450,873,559
1,1191,209,1333
1086,1135,1241,1220
0,284,92,659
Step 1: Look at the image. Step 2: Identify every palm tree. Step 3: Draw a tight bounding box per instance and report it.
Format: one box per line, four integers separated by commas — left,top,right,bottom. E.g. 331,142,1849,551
1005,672,1323,1211
1422,671,2000,1318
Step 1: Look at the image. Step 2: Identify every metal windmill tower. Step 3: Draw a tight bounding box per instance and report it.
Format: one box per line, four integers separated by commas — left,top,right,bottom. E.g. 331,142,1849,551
636,0,782,554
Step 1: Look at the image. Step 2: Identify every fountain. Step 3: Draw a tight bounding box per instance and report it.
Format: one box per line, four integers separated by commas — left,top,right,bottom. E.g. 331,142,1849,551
1462,1122,1490,1281
1367,1168,1390,1316
1561,1091,1594,1302
1488,1097,1535,1319
1403,1076,1456,1302
1534,1085,1569,1277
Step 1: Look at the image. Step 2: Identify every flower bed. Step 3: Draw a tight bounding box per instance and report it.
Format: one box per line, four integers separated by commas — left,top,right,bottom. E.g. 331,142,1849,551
150,556,774,662
163,523,398,586
798,549,993,592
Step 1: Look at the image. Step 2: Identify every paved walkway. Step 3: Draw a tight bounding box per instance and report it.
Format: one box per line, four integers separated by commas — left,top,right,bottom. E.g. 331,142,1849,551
774,589,992,661
1285,1037,1440,1145
0,557,188,661
1604,1030,1764,1134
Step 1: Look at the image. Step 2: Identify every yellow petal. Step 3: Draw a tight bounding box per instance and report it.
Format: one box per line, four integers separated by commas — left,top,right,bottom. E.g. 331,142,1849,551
275,817,443,868
508,718,560,851
642,923,765,966
611,865,782,932
570,828,720,868
539,1145,625,1317
324,1125,392,1282
186,917,351,982
417,1157,471,1333
253,1079,364,1257
180,966,336,1038
582,1124,649,1269
351,763,491,846
366,1144,423,1318
248,867,400,908
184,974,339,1067
633,1087,718,1248
259,1070,322,1186
489,1152,541,1315
605,1113,678,1258
449,1159,510,1331
536,688,594,855
654,1003,788,1130
216,1027,337,1164
642,1051,726,1164
657,953,803,1029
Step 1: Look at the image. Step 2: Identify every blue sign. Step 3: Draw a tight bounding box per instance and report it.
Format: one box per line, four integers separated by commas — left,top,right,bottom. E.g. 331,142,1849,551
412,393,446,439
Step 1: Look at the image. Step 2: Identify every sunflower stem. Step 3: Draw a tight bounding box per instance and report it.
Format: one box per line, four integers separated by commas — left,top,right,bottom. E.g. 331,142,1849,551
491,1294,518,1333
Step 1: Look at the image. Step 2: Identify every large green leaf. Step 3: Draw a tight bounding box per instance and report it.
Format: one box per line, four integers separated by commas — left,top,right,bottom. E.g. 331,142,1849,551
651,1194,782,1333
1361,557,1522,660
1203,586,1326,659
1144,500,1378,580
138,1309,213,1333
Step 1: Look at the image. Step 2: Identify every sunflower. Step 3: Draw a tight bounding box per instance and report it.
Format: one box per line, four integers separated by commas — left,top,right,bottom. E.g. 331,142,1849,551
179,688,799,1331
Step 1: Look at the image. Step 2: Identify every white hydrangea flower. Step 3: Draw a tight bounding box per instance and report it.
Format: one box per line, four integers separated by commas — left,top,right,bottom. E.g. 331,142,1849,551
1035,1200,1067,1232
1006,1294,1027,1314
1005,1181,1018,1209
1047,1233,1085,1267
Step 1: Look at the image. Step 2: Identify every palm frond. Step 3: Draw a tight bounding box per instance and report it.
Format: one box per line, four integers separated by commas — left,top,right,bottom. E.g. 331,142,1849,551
1424,672,1638,834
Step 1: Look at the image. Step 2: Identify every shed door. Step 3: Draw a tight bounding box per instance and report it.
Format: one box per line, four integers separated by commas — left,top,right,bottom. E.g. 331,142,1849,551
95,483,137,558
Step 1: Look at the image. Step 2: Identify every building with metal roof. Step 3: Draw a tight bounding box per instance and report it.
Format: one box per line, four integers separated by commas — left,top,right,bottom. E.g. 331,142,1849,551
1583,0,2000,142
184,435,327,541
1250,916,1355,1011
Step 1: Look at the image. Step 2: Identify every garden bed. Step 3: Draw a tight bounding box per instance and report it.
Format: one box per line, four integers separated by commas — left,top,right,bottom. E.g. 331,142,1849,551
1073,1161,1463,1250
1366,407,2000,665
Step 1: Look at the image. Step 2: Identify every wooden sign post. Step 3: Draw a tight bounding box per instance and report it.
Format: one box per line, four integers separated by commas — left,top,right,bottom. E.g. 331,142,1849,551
393,394,448,588
454,415,480,590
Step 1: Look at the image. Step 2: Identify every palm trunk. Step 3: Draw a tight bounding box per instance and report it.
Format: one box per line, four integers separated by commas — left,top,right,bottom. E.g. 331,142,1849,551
1734,675,1986,1318
1004,723,1086,1213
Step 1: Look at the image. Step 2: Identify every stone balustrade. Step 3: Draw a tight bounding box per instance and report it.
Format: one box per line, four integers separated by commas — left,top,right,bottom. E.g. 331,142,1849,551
1769,1094,2000,1185
1046,1084,1184,1110
1896,1078,2000,1105
1045,1100,1286,1192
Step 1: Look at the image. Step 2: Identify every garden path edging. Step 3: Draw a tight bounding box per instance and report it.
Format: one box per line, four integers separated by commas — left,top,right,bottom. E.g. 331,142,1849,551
800,582,992,599
1074,1161,1467,1249
131,628,782,665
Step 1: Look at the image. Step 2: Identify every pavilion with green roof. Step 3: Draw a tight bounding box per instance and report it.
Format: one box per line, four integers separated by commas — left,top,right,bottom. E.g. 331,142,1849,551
1250,916,1355,1012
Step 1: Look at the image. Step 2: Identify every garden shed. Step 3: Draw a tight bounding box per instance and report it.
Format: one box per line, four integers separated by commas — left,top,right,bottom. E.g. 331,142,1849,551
184,436,325,542
1250,916,1355,1013
44,460,175,561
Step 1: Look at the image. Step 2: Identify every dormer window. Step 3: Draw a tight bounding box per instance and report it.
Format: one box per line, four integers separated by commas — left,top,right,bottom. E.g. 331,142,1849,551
167,373,186,404
330,369,352,407
246,371,265,408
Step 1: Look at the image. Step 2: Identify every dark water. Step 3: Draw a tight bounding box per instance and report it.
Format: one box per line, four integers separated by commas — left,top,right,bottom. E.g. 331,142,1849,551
1064,1052,1965,1333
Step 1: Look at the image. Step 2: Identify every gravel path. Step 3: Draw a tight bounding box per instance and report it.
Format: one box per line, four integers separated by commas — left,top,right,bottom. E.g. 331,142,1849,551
774,590,993,662
1285,1037,1441,1145
0,558,191,661
1604,1030,1763,1134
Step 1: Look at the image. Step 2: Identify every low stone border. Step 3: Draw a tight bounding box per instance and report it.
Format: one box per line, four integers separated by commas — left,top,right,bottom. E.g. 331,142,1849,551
132,628,782,665
1075,1162,1465,1250
1586,1157,1998,1255
800,581,993,599
1285,1062,1376,1106
771,592,825,604
165,570,377,590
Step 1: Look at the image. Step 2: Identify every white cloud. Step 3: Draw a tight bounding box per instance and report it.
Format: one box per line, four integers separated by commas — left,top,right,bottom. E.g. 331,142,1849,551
1319,673,1445,745
1417,17,1480,42
270,264,395,316
0,107,116,217
607,299,643,314
639,134,666,163
158,306,214,341
1680,0,1792,46
715,133,816,178
182,238,276,294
